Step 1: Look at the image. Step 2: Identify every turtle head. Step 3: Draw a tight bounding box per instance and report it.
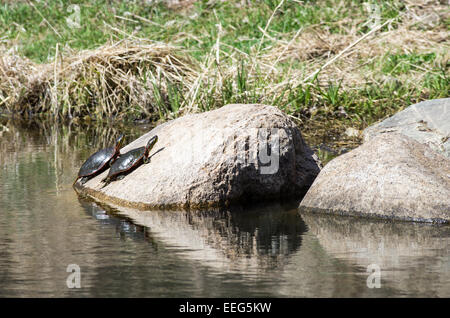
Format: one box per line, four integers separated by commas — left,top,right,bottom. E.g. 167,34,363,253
144,135,158,159
115,134,125,151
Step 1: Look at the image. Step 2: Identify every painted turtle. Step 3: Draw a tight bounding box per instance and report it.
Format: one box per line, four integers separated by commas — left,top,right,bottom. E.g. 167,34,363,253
73,134,124,186
101,135,158,186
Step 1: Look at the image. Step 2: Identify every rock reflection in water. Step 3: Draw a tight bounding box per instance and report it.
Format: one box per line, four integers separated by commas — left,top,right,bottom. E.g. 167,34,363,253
299,212,450,297
78,198,450,297
87,200,307,274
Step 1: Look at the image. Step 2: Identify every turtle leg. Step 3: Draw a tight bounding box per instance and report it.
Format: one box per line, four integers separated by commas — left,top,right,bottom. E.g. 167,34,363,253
116,174,126,180
80,177,89,185
72,177,80,187
100,177,111,189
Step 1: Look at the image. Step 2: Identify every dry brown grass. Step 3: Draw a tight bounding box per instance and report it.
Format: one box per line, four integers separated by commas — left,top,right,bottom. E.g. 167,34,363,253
0,41,197,120
0,50,39,110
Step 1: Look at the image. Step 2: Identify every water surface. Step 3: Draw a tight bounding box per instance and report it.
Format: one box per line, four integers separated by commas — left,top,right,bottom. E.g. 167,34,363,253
0,118,448,297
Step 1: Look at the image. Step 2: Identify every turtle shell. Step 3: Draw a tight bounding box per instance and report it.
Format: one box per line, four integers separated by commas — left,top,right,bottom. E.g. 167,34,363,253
106,146,146,179
78,146,117,177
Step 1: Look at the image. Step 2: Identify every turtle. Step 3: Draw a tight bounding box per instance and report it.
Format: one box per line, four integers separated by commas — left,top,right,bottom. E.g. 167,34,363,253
73,134,124,186
101,135,158,186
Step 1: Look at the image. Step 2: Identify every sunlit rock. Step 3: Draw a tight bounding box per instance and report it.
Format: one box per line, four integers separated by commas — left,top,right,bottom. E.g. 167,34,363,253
76,104,320,209
299,133,450,223
364,98,450,158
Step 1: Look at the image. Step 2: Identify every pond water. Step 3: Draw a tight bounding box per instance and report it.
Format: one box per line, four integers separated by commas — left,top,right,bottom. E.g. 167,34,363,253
0,118,449,297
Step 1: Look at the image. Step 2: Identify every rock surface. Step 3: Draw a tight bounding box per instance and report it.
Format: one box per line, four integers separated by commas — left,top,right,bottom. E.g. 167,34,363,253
364,98,450,158
76,104,320,209
299,133,450,223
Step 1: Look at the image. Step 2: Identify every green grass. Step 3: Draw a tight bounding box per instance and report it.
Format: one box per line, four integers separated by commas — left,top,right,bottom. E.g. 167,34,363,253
380,52,437,75
0,0,409,63
0,0,448,149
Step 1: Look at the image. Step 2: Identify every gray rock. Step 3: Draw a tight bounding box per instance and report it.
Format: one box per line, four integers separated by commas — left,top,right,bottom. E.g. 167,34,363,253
76,104,320,209
364,98,450,158
299,133,450,223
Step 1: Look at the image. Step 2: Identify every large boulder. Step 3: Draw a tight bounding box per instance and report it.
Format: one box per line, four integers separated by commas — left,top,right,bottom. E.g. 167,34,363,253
364,98,450,158
76,104,320,209
299,133,450,223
